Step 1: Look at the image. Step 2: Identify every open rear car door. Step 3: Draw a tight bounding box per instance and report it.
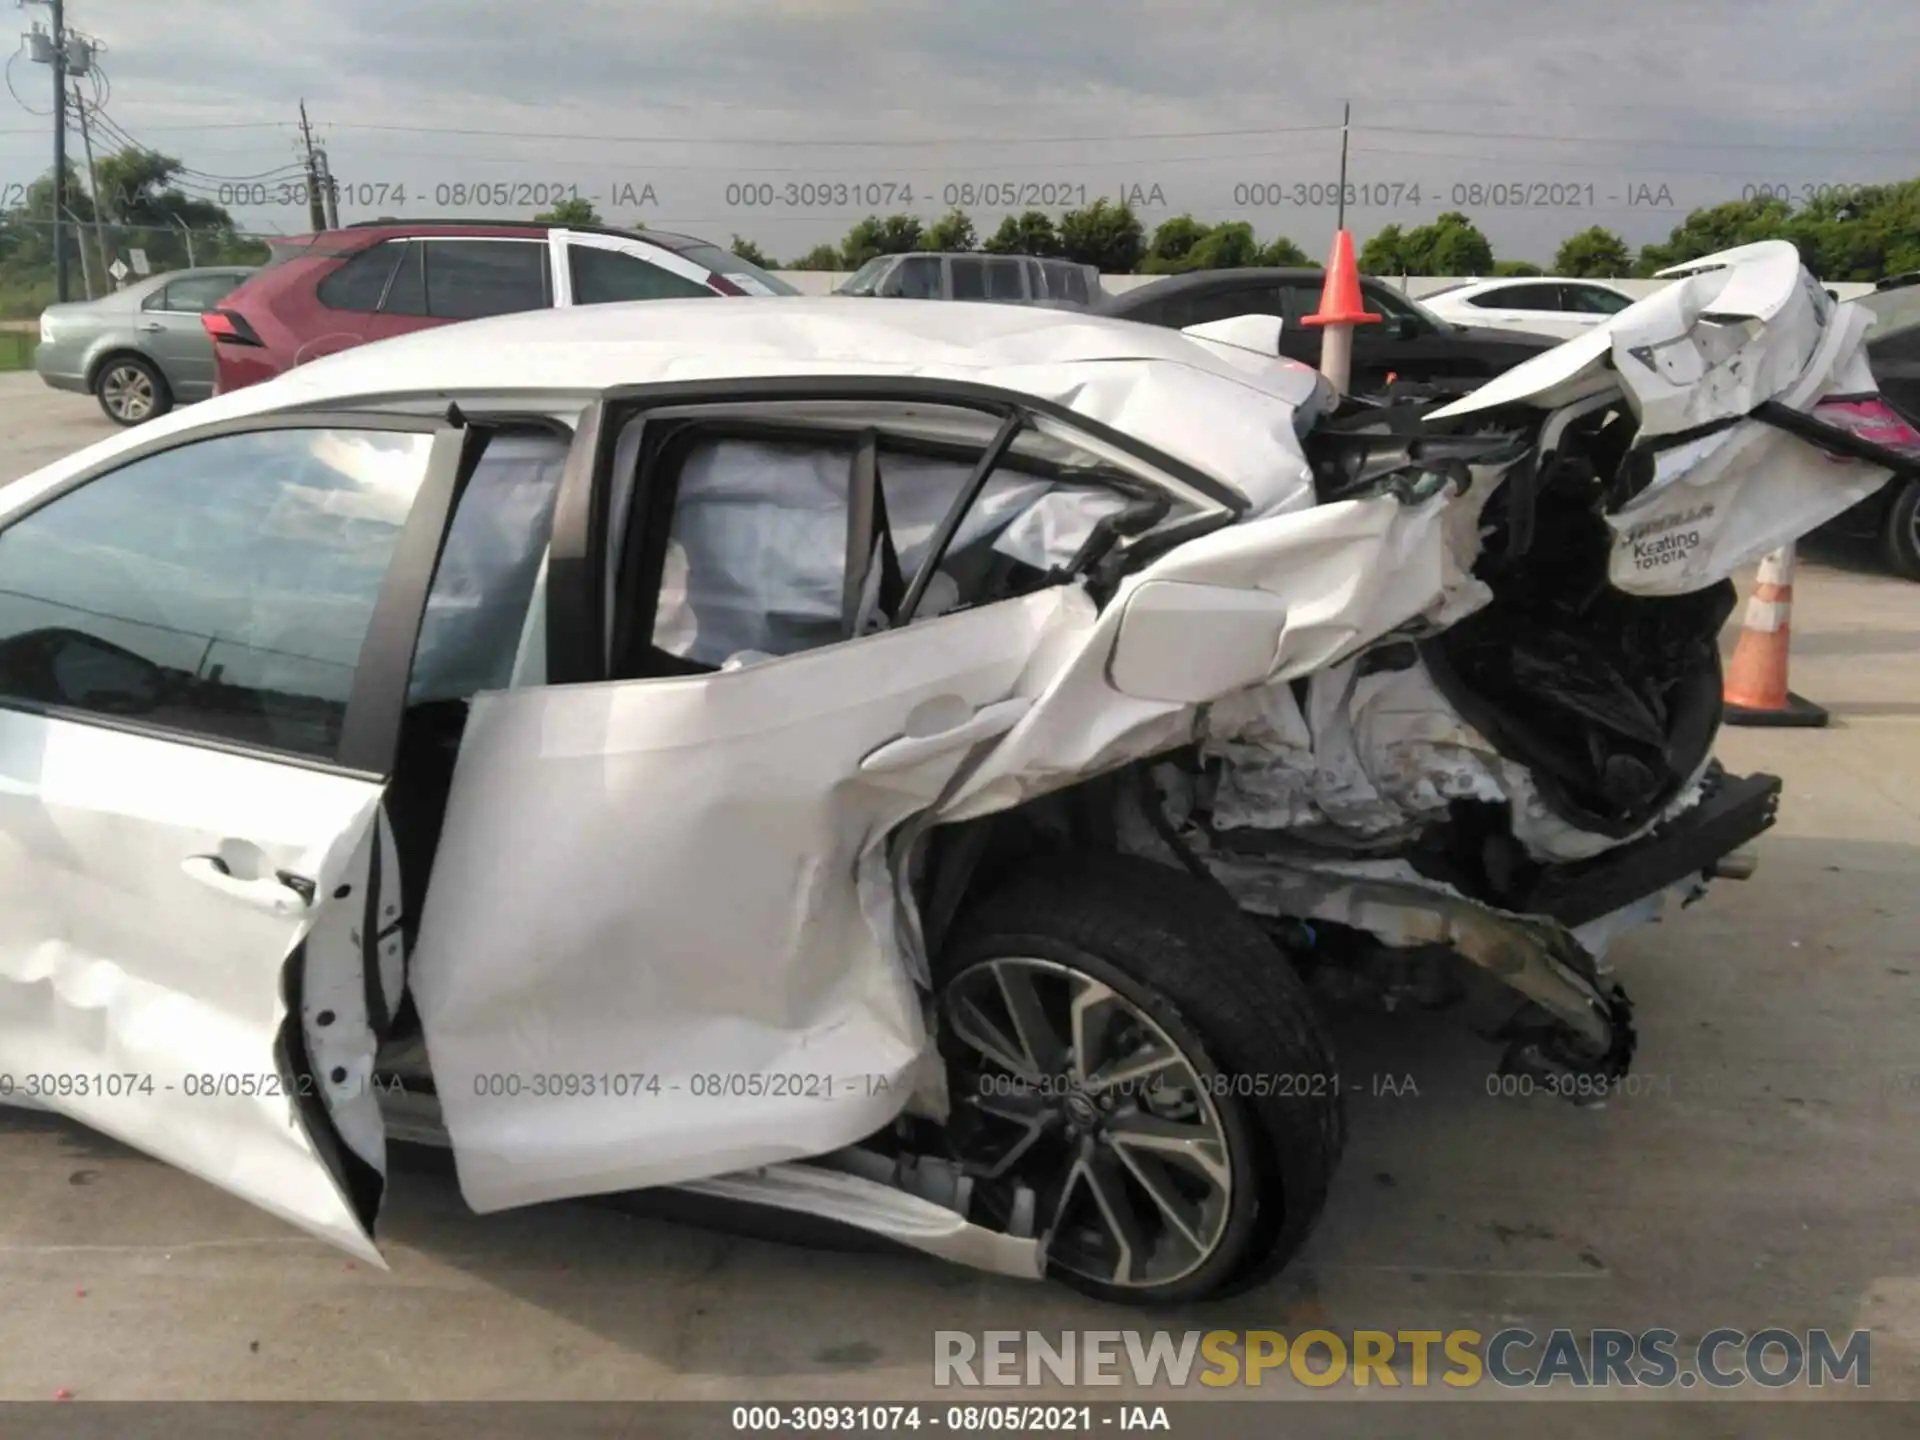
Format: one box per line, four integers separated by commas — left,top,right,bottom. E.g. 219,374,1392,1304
0,410,538,1262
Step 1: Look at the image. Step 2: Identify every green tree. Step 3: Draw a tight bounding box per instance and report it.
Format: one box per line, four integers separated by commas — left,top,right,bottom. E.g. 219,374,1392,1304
727,234,773,266
1140,214,1212,273
0,149,261,282
788,242,842,270
840,213,924,268
1490,259,1545,277
1553,226,1632,278
1786,181,1920,280
1400,211,1493,275
1254,234,1313,266
982,210,1061,256
1633,196,1793,276
82,148,263,267
1182,221,1262,271
533,196,604,226
922,207,977,251
1358,224,1409,275
1058,197,1145,273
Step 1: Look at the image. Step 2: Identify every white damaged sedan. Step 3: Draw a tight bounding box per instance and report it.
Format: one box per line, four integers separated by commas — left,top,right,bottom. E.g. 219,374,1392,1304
2,240,1914,1305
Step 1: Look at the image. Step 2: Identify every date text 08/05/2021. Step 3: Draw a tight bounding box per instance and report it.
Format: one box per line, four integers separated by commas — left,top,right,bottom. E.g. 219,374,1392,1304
196,180,1180,213
0,1070,908,1105
731,1405,1166,1432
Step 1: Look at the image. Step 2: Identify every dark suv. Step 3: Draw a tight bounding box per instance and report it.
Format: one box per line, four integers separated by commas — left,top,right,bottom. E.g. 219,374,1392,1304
204,220,798,393
1097,267,1554,391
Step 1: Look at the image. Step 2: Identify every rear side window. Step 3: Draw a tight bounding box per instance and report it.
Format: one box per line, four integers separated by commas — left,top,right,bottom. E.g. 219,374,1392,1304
1277,284,1321,324
317,244,403,312
1044,264,1090,305
149,273,246,313
381,242,427,315
624,412,1140,675
1169,286,1285,328
424,240,550,319
950,258,988,300
1563,285,1632,315
1471,283,1562,311
884,255,940,299
569,245,714,304
0,427,434,762
409,430,568,703
666,242,802,296
982,258,1026,300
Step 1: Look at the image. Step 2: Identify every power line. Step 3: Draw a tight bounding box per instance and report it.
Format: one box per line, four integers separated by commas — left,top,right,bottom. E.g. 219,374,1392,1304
1351,123,1920,156
0,117,295,134
5,112,1911,156
80,101,309,183
1348,143,1905,181
305,120,1350,147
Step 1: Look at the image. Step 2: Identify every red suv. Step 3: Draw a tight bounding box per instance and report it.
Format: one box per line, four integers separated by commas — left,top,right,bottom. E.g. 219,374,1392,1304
204,220,798,393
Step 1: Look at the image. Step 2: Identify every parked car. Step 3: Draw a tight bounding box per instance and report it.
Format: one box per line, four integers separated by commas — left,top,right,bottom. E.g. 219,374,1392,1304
1418,277,1638,340
203,219,799,395
34,266,258,425
837,252,1102,307
1097,267,1554,391
2,243,1910,1305
1817,272,1920,577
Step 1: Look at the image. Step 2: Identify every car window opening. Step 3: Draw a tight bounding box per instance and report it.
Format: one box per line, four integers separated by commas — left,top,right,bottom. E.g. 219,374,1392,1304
610,409,1148,677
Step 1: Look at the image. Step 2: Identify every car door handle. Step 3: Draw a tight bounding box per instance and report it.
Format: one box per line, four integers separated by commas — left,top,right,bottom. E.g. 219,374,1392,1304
180,855,314,916
860,697,1032,775
136,321,165,332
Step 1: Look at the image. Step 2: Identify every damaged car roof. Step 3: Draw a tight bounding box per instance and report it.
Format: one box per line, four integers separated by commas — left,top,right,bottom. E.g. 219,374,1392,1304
3,298,1335,521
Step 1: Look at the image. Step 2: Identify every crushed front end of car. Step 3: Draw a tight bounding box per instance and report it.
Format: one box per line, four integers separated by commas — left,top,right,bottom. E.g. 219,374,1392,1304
1094,241,1920,1086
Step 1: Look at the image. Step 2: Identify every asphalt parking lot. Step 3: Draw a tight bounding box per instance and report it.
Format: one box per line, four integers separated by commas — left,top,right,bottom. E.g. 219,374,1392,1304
0,373,1916,1413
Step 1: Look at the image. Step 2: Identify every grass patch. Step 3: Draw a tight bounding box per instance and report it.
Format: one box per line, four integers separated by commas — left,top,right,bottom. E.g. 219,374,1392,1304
0,331,38,371
0,274,55,322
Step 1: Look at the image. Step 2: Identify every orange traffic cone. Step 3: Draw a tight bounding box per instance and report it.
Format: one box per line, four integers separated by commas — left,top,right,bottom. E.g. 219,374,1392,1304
1299,229,1382,395
1722,542,1828,727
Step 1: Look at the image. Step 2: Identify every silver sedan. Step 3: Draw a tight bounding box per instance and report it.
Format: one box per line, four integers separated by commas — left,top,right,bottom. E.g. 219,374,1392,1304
33,266,257,426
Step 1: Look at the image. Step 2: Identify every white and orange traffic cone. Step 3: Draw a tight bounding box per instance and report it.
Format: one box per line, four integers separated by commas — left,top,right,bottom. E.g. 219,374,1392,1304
1299,229,1382,395
1722,542,1828,727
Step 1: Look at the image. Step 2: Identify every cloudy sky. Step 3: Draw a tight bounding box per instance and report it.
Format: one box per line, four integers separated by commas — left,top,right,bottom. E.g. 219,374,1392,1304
5,0,1916,266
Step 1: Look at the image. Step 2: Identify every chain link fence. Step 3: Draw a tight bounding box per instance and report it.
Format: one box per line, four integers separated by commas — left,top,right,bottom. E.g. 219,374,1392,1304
0,214,286,319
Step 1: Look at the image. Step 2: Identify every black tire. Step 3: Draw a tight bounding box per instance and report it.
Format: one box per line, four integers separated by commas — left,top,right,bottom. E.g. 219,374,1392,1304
93,354,172,427
1882,477,1920,582
937,853,1344,1305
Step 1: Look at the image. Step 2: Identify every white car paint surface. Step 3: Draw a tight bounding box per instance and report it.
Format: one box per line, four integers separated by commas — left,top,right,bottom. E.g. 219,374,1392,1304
1431,242,1895,590
0,253,1901,1271
1422,277,1640,341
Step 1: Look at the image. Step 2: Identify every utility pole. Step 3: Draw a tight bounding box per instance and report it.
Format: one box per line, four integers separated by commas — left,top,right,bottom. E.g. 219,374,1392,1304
21,0,72,298
72,86,112,284
296,101,327,232
1335,100,1351,234
66,204,94,298
316,146,339,229
170,213,195,266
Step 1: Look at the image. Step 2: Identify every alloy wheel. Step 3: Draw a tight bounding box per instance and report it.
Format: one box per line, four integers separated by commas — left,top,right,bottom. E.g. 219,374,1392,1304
100,364,155,422
940,956,1234,1290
